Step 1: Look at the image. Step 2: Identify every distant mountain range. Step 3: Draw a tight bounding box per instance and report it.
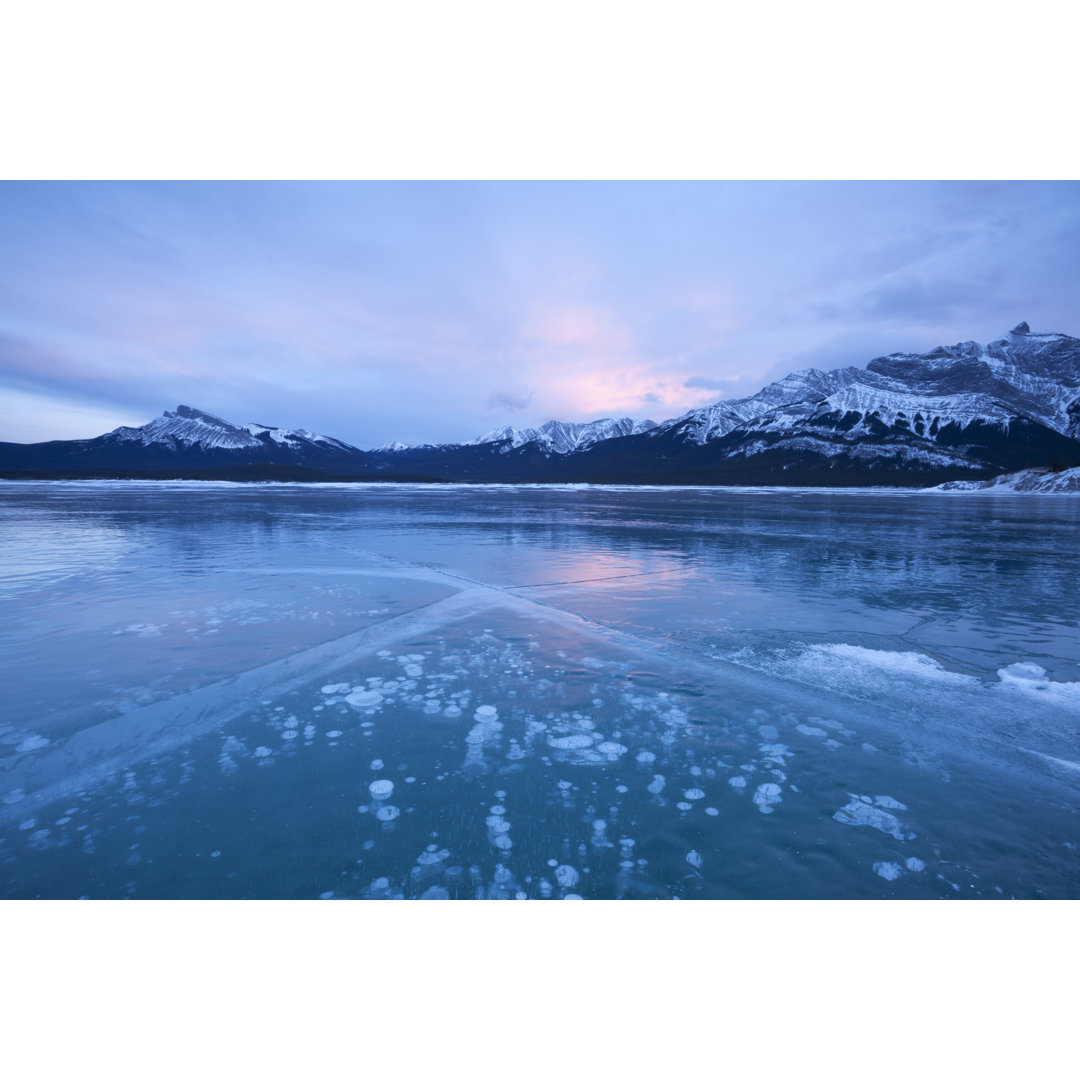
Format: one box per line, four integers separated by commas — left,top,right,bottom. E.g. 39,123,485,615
3,322,1079,485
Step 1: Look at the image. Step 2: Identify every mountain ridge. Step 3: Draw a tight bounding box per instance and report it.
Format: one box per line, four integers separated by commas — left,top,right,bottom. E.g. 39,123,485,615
4,323,1079,486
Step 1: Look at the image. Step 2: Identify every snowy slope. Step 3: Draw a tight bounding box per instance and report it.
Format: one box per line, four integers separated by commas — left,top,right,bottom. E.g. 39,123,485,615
933,466,1080,493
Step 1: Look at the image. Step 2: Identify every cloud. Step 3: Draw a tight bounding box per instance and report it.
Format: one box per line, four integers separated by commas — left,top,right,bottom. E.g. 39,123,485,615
683,375,728,390
485,389,533,411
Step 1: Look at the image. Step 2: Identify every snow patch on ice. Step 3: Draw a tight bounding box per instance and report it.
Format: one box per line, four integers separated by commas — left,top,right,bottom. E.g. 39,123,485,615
997,663,1080,706
15,735,50,753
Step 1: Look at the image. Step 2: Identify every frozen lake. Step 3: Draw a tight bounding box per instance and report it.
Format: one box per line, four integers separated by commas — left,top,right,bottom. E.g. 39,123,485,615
2,481,1078,899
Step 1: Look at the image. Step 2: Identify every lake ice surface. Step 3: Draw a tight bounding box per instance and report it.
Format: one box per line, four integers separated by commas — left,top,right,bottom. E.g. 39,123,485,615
1,481,1078,899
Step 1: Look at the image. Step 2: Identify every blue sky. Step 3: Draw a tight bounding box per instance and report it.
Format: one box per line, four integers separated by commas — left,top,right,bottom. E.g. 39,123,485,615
2,180,1078,447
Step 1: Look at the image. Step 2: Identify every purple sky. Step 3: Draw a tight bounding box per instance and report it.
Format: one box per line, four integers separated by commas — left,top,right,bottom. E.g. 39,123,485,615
2,180,1078,447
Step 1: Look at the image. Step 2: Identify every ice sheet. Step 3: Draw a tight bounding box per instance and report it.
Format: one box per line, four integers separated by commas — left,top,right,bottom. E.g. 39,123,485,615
2,481,1079,899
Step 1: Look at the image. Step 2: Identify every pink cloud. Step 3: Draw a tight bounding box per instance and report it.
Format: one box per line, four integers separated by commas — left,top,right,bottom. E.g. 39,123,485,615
525,303,633,352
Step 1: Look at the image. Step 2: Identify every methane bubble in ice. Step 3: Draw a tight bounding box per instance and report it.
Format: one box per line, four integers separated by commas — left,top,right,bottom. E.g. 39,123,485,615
728,776,747,789
684,788,705,800
369,779,394,800
346,690,383,709
375,805,400,822
833,795,912,840
874,795,907,811
686,850,703,868
873,861,903,881
753,783,783,813
549,734,593,750
596,742,627,756
555,865,580,888
254,747,272,758
635,750,656,764
905,857,926,872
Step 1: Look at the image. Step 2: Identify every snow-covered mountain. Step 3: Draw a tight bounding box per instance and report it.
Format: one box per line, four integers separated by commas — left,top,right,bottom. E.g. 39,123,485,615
106,405,360,455
660,323,1079,448
612,322,1080,481
0,404,377,477
463,417,658,454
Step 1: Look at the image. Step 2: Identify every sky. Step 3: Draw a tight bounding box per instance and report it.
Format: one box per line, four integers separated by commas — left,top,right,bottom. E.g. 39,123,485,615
1,180,1078,448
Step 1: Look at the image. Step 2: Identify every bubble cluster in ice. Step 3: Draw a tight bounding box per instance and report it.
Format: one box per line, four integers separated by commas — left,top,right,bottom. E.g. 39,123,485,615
833,794,914,841
873,861,903,881
753,783,783,813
